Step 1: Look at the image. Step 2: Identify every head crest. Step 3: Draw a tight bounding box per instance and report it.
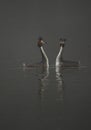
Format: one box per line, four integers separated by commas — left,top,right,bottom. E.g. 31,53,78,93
38,37,43,41
60,38,66,42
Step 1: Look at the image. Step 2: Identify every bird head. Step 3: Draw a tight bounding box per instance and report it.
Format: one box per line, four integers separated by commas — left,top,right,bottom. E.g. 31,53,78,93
37,37,47,47
59,38,66,47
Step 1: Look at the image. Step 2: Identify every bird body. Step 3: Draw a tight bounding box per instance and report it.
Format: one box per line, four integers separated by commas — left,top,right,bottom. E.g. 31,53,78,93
55,46,63,67
55,38,80,68
23,37,49,68
40,46,49,68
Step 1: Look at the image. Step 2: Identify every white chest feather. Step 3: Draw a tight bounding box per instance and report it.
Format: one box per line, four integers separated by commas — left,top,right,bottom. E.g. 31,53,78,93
55,46,63,66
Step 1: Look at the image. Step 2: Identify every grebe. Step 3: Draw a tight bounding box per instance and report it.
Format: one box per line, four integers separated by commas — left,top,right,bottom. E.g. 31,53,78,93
38,37,49,68
23,37,49,68
55,38,66,67
55,38,80,68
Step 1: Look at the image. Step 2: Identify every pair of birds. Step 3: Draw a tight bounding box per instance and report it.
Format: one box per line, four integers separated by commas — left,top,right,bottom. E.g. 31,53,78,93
23,37,79,68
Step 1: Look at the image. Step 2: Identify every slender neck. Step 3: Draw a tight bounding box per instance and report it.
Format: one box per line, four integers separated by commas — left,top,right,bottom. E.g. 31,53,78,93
40,46,49,67
55,46,63,66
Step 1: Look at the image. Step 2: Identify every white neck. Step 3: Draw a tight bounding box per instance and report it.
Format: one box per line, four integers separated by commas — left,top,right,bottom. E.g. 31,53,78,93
55,46,63,67
40,46,49,67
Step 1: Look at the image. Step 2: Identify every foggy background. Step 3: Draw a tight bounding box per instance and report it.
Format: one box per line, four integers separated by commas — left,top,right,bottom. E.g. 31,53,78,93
0,0,91,67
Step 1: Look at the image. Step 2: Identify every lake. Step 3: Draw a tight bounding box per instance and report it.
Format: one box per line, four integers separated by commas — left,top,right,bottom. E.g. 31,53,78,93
0,60,91,130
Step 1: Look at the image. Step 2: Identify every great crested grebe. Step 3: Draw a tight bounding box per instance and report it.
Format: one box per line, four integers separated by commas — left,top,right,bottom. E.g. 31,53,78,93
55,38,80,68
38,37,49,67
23,37,49,68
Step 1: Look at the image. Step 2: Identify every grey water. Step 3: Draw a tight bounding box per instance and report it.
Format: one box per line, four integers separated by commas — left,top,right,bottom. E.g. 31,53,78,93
0,59,91,130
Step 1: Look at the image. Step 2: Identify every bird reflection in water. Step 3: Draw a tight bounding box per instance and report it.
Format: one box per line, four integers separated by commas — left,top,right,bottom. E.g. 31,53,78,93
55,65,64,101
38,64,64,102
38,65,49,100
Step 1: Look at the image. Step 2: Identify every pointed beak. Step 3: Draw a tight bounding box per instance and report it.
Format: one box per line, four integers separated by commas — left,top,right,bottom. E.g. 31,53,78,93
42,40,47,44
45,41,47,44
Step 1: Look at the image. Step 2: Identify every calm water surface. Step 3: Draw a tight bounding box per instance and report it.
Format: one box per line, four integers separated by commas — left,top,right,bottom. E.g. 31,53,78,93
0,61,91,130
